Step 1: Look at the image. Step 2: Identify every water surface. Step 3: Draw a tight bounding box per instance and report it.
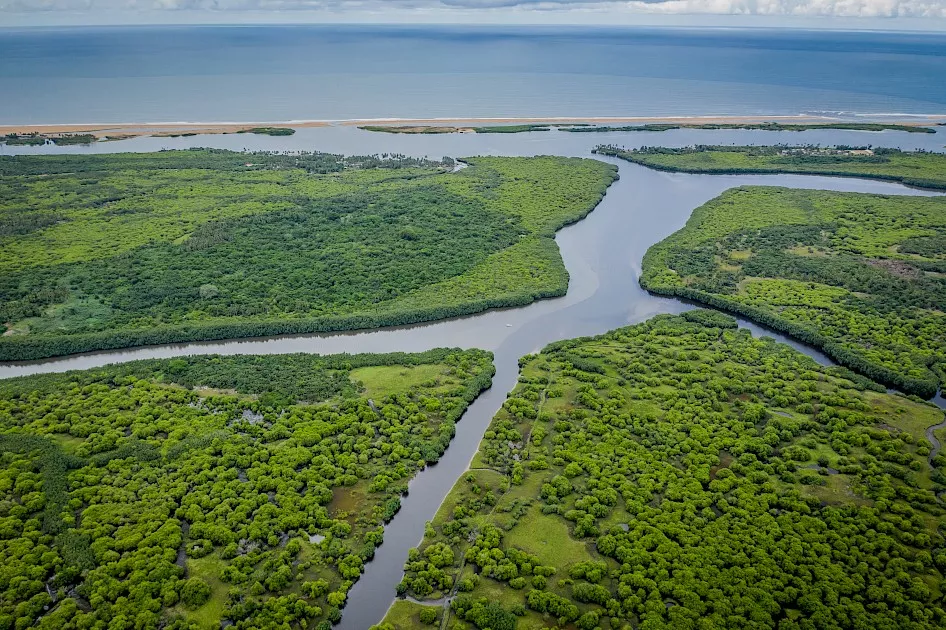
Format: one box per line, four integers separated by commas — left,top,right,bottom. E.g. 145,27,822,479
2,25,946,123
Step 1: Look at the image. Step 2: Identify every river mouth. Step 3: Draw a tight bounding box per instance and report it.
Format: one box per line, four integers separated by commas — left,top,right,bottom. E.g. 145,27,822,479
2,126,945,629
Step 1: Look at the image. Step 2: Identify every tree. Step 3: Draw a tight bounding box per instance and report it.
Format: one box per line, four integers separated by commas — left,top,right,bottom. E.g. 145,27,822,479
419,607,438,625
181,578,212,608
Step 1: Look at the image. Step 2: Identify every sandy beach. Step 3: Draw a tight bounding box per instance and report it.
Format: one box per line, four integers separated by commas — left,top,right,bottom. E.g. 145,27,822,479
2,114,945,140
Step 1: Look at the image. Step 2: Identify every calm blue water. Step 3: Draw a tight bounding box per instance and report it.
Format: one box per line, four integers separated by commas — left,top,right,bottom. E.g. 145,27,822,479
1,25,946,123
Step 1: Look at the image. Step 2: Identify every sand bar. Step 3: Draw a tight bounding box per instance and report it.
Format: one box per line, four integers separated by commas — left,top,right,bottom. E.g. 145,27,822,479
1,115,944,140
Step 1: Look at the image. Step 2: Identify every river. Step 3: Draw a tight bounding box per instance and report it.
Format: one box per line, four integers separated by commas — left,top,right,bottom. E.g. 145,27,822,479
1,126,944,629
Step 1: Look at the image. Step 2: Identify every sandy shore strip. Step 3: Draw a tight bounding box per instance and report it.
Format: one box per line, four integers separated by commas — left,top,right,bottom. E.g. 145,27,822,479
2,114,945,139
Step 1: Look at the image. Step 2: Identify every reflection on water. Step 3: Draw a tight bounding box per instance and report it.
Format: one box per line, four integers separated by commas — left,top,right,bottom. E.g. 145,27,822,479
1,127,944,628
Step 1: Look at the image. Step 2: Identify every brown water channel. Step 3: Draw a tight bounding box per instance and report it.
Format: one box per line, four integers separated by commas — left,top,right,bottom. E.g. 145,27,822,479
3,127,945,628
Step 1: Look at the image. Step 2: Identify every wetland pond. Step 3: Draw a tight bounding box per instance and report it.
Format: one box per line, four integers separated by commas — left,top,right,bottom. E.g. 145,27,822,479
3,126,945,629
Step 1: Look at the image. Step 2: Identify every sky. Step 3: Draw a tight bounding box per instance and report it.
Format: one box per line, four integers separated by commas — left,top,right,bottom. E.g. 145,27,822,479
2,0,946,28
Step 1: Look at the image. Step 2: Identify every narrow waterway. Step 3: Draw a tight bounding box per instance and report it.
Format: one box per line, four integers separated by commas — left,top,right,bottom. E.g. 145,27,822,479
2,126,945,628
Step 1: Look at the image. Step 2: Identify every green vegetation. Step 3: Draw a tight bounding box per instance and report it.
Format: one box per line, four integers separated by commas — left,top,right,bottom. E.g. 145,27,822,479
596,145,946,189
0,347,494,629
49,134,97,146
237,127,296,136
568,124,685,133
359,126,468,134
378,600,443,628
382,312,946,630
472,125,554,134
359,124,586,134
0,149,617,360
1,133,97,146
1,133,47,146
567,122,937,133
639,186,946,398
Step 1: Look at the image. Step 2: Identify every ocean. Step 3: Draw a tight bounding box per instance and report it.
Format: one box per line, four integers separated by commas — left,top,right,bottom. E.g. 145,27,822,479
1,24,945,124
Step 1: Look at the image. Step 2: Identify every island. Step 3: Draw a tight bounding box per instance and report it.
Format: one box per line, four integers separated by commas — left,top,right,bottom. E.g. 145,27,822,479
1,132,97,146
359,122,938,135
376,312,946,629
567,122,937,133
358,124,584,134
0,149,617,360
594,145,946,190
1,128,295,145
0,348,494,629
236,127,296,136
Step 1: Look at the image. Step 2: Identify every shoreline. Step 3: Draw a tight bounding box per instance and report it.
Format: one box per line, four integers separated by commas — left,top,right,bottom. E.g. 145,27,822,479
2,114,945,140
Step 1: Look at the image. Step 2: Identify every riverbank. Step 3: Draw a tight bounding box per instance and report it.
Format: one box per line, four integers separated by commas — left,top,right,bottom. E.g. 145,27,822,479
2,114,944,141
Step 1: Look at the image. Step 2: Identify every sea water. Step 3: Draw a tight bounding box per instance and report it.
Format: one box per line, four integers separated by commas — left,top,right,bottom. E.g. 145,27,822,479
1,24,945,123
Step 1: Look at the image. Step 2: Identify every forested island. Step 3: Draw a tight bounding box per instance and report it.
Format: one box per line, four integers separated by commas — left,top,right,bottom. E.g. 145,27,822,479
0,149,616,360
1,133,97,146
595,145,946,190
637,186,946,398
567,122,937,133
236,127,296,136
0,348,494,629
376,312,946,630
358,122,937,135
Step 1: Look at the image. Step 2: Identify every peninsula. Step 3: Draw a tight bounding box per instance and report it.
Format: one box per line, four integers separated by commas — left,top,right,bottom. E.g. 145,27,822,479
0,149,616,359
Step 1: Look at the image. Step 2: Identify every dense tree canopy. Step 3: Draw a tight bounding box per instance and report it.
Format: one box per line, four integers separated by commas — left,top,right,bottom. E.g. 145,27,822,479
0,149,616,360
382,313,946,630
636,186,946,397
595,145,946,190
0,348,494,629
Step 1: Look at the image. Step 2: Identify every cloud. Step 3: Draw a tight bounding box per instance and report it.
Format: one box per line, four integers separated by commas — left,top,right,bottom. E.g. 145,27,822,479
2,0,945,17
624,0,946,16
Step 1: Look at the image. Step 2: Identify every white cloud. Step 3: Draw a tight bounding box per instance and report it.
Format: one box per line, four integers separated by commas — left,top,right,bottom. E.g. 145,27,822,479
624,0,946,16
2,0,945,19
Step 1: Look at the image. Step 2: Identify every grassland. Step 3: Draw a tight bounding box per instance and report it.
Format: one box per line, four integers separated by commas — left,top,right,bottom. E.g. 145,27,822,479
375,312,946,630
596,145,946,190
637,186,946,398
0,347,494,630
0,149,617,360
